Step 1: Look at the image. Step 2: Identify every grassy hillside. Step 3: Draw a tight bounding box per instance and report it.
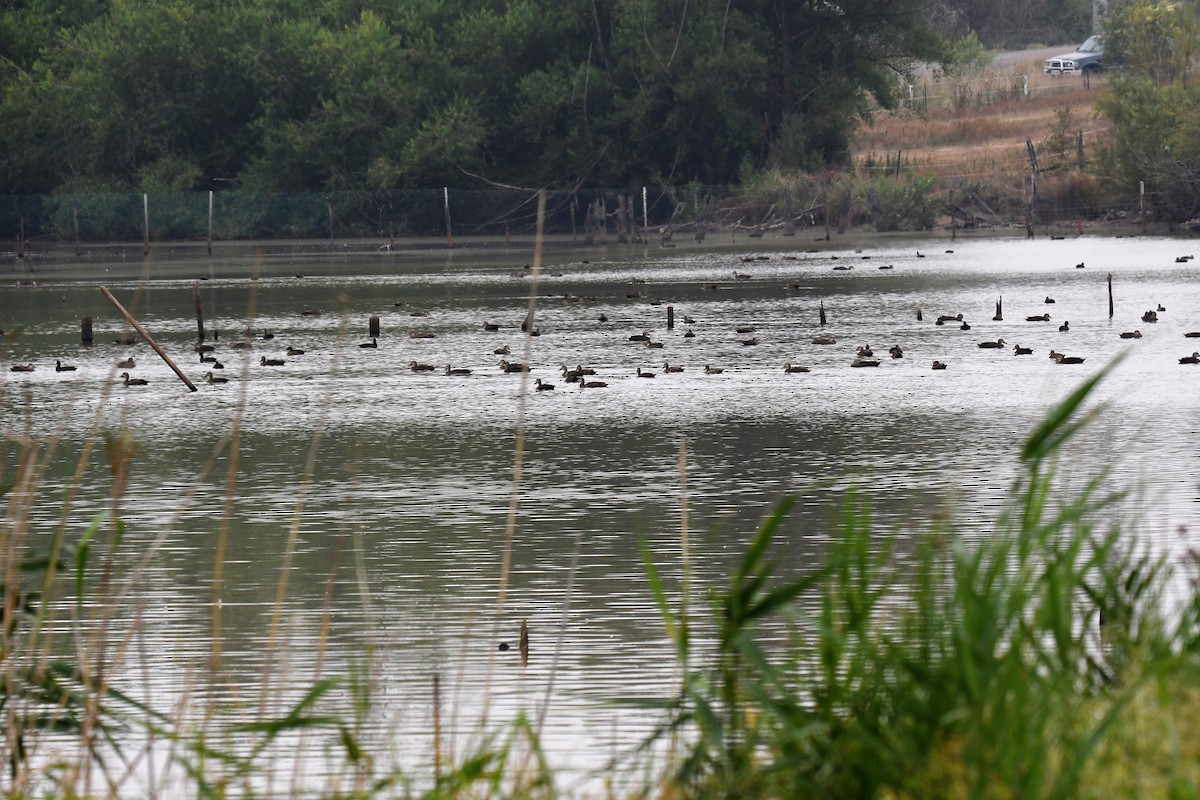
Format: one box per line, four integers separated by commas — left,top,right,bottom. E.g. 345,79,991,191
853,46,1110,179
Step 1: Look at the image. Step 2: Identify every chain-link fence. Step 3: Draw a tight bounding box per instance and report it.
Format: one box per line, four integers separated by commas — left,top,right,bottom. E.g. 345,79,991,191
0,181,1151,252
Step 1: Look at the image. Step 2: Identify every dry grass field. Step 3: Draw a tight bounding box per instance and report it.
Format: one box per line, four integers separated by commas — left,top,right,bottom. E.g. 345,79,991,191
853,46,1112,179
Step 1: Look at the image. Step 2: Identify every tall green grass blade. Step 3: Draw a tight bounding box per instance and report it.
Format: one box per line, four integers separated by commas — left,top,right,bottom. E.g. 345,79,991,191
73,510,108,610
1021,354,1123,463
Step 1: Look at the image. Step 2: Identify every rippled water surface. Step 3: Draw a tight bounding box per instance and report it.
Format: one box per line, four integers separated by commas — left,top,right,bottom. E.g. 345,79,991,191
3,234,1199,791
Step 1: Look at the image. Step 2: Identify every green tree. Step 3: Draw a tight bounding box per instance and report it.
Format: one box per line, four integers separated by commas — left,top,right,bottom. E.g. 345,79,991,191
1095,0,1200,221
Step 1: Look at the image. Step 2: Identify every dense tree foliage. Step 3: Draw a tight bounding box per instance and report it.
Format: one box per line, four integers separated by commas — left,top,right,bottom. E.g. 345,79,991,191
1095,0,1200,221
1,0,953,193
934,0,1093,49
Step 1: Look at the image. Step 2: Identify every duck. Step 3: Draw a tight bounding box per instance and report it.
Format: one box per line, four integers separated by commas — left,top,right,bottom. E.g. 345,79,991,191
683,330,696,338
812,336,837,345
1075,262,1085,269
857,345,874,357
977,339,1006,349
1157,304,1166,312
783,363,810,373
55,360,77,372
646,340,665,349
1186,332,1200,338
579,379,609,388
1142,310,1159,323
740,337,759,346
1013,344,1033,355
534,378,555,390
889,346,903,359
260,356,286,366
1049,349,1064,360
1044,297,1056,304
636,367,656,378
598,314,609,322
932,361,948,370
851,358,880,368
494,345,512,355
196,343,215,353
1054,354,1086,364
499,360,530,373
200,351,217,363
1180,352,1200,364
735,326,757,334
936,313,963,325
663,362,684,373
211,360,225,370
1026,313,1050,322
262,331,275,340
410,360,436,372
116,357,135,369
410,331,436,339
1118,330,1142,339
682,316,696,324
121,372,148,386
446,365,473,376
628,331,651,342
205,371,229,384
359,337,378,349
704,365,724,374
483,322,500,331
1176,255,1194,263
960,321,971,331
9,363,34,372
1058,320,1070,332
286,347,306,356
575,364,597,375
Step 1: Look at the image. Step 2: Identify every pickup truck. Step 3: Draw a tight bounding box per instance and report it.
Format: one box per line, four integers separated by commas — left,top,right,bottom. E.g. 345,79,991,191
1044,35,1104,75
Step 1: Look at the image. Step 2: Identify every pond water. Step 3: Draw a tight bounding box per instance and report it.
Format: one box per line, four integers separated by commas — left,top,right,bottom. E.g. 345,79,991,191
2,233,1199,794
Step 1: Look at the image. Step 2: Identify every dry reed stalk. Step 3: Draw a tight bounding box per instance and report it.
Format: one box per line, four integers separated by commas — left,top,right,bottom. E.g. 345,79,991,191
483,189,547,724
258,308,345,715
206,254,261,728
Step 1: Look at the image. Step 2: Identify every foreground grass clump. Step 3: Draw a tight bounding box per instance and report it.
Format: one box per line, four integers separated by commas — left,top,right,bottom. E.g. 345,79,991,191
642,361,1200,799
4,360,1200,798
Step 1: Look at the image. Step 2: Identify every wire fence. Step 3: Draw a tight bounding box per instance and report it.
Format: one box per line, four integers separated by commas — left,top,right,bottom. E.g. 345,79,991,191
0,187,734,249
0,182,1156,254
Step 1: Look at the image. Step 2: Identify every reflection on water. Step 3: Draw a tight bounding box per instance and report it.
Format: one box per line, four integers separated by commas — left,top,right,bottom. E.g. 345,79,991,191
3,235,1200,790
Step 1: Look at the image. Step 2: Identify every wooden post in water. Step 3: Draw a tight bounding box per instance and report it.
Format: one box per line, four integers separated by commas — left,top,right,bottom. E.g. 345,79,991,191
193,284,206,341
81,316,93,346
100,286,197,392
207,191,214,255
917,308,923,321
519,619,529,666
143,193,150,256
1108,273,1114,318
993,296,1003,321
443,187,454,249
369,315,380,338
666,306,674,329
819,300,827,326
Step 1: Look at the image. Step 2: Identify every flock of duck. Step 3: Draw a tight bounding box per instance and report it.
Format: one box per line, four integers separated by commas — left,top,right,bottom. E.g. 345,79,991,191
7,254,1200,388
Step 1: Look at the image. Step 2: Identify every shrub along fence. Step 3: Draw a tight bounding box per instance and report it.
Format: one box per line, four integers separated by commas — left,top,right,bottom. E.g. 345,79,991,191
0,180,1156,254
